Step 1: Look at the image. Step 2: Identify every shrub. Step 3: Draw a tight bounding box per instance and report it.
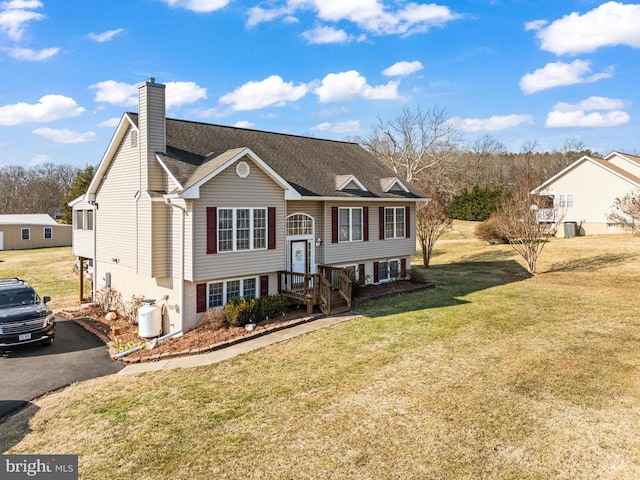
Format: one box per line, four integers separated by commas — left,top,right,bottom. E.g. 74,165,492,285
475,217,509,244
95,287,123,315
200,308,226,331
449,184,509,221
224,297,260,327
259,294,289,319
123,295,145,325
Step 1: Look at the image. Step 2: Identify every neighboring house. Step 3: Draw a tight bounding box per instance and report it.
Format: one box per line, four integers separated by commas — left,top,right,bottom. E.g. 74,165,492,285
532,151,640,237
72,78,428,335
0,214,71,250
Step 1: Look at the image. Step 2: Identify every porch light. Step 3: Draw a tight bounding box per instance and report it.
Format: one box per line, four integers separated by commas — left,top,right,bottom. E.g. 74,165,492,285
315,238,322,247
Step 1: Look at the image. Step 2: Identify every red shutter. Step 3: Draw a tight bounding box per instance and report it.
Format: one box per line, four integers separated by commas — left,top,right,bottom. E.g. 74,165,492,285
401,258,407,278
331,206,338,243
268,207,276,250
405,206,411,238
363,207,369,241
379,206,385,240
260,275,269,297
358,263,365,282
373,261,380,283
196,283,206,313
206,207,217,254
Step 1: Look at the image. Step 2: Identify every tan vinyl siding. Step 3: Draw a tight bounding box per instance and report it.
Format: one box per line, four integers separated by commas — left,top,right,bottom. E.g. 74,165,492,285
0,224,71,250
191,158,286,281
184,201,195,281
138,82,166,191
151,201,170,277
323,202,416,264
94,132,140,269
550,160,636,226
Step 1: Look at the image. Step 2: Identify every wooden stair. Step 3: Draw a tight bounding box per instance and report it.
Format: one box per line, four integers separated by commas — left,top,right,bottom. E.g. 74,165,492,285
328,289,350,315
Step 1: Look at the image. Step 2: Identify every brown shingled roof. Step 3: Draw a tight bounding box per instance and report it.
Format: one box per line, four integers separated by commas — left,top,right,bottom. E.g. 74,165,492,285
131,113,422,199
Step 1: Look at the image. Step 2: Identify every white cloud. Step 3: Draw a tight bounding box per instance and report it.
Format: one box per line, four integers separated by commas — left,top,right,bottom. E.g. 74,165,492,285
314,70,399,102
7,46,58,60
0,95,85,125
519,59,613,94
165,81,207,108
164,0,230,13
90,80,138,107
0,0,43,41
247,0,460,35
545,96,630,128
449,114,533,132
28,153,49,167
88,28,125,42
524,19,547,31
98,117,121,127
533,2,640,55
32,127,96,143
312,120,361,133
302,25,351,44
382,60,423,77
233,120,254,129
91,80,207,108
219,75,309,111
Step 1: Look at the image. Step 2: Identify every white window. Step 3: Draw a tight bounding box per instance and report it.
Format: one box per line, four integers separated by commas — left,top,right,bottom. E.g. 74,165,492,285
338,207,363,242
559,194,574,208
21,228,30,241
218,208,267,252
384,207,405,239
287,213,313,236
379,259,400,283
75,210,83,230
43,227,52,239
86,210,94,231
207,276,259,308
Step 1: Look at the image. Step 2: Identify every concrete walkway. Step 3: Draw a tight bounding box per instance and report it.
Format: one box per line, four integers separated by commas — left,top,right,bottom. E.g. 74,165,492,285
117,313,361,375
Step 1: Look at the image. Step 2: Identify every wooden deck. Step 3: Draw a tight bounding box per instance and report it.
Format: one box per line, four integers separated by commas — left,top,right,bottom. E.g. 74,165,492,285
277,265,352,315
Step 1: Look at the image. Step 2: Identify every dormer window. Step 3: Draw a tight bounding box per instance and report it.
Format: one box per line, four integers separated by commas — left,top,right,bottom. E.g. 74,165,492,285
336,175,367,192
381,177,409,193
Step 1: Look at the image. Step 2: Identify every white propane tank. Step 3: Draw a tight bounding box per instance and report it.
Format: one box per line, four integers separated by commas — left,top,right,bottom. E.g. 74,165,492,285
138,299,162,338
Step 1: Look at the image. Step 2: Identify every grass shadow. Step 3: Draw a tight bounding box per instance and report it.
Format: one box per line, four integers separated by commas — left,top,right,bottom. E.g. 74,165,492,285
356,260,531,318
0,401,39,452
545,253,637,273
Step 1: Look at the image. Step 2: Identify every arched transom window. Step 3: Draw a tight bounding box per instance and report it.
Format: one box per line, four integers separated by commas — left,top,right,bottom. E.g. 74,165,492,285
287,213,314,236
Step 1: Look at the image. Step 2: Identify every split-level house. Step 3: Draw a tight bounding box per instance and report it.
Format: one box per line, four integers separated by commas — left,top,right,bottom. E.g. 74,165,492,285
72,78,428,335
532,151,640,237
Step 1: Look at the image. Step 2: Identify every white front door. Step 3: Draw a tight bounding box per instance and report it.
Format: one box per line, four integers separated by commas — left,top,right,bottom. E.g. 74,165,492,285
290,240,307,273
0,231,4,250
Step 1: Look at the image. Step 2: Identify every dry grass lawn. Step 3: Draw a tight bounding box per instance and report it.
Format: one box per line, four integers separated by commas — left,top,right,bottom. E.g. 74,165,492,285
0,246,82,308
2,233,640,479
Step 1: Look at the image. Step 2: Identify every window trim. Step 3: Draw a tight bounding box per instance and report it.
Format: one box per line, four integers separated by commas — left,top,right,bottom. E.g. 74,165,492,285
21,228,30,241
217,207,268,253
384,207,406,239
43,227,52,239
338,207,363,243
378,259,400,283
206,276,260,309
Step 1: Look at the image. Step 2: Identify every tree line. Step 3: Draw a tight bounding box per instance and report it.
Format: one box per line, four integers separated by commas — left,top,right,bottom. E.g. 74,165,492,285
0,163,94,224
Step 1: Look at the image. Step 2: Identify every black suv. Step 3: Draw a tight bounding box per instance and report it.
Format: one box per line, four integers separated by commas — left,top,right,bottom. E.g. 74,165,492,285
0,278,55,349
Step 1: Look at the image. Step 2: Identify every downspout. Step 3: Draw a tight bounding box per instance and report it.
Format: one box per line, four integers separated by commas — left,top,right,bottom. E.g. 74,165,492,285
164,197,185,335
89,200,97,303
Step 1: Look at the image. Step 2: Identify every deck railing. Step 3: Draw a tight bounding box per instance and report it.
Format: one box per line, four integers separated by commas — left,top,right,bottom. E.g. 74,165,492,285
278,265,352,314
537,208,555,222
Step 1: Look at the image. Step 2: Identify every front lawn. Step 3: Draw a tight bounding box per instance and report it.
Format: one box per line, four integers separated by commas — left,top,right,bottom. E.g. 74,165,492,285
2,234,640,479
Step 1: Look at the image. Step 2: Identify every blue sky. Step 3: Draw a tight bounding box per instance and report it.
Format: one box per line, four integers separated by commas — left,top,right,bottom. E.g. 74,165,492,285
1,0,639,168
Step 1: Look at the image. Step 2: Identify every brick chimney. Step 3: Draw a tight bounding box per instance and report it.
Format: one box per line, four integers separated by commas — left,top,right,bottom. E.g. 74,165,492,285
138,77,166,191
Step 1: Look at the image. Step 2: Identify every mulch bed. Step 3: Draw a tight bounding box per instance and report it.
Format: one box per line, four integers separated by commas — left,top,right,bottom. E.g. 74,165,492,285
62,279,434,364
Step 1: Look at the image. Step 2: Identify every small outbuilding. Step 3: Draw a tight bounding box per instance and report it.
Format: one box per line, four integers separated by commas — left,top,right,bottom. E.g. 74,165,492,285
0,214,72,250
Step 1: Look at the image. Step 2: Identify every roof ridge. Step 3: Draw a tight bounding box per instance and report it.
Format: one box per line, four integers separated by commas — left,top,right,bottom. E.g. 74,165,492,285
165,116,361,146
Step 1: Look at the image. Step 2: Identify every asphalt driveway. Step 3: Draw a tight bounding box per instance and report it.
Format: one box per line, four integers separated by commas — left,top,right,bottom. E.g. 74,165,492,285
0,315,123,420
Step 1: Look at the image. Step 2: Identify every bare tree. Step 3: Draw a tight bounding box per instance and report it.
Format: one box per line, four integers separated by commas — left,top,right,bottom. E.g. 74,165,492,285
493,180,557,274
414,185,453,267
608,190,640,234
363,105,461,183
